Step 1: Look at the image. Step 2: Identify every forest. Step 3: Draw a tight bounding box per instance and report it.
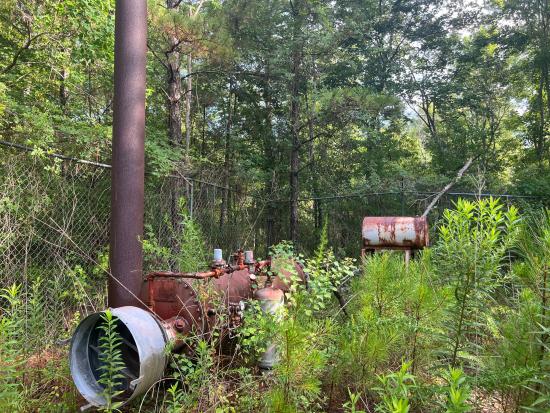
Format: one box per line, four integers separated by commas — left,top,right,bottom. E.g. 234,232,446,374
0,0,550,412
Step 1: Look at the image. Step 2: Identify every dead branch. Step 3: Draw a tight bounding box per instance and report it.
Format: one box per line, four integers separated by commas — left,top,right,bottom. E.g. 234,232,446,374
421,157,474,218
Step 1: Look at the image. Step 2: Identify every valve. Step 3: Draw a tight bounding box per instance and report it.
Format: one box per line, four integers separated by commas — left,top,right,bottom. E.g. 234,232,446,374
212,248,225,268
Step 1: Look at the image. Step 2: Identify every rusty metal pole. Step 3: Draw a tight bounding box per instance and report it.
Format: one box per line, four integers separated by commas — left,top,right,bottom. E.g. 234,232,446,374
109,0,147,308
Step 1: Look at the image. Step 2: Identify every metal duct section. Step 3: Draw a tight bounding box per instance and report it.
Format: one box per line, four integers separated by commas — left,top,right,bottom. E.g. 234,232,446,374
109,0,147,308
70,307,168,409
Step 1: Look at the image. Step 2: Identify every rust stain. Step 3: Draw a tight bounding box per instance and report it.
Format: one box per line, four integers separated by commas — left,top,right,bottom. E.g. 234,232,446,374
362,216,428,249
143,251,306,339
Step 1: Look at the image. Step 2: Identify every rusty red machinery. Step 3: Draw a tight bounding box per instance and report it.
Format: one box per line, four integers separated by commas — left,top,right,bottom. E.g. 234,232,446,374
145,250,304,339
361,216,429,262
70,248,306,409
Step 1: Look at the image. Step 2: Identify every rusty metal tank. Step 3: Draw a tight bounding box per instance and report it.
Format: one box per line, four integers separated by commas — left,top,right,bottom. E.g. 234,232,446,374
362,216,429,249
270,258,306,291
143,255,305,334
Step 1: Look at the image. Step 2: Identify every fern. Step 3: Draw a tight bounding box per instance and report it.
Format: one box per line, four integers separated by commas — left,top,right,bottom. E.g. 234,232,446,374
0,284,24,412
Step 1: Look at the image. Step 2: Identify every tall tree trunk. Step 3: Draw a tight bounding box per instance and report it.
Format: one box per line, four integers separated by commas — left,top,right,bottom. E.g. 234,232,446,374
289,7,303,245
263,67,276,254
201,104,207,157
305,83,321,231
166,0,183,269
537,71,546,163
185,51,192,155
543,59,550,163
87,65,92,118
166,0,183,145
289,66,300,244
59,67,68,112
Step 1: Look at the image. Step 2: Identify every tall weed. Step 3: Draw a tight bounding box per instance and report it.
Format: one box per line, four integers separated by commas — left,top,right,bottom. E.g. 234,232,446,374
434,197,520,369
0,284,24,411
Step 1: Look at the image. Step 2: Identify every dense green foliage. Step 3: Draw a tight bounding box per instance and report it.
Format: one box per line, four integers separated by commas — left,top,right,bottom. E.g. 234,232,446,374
97,309,126,412
2,0,550,411
136,199,547,413
1,0,549,247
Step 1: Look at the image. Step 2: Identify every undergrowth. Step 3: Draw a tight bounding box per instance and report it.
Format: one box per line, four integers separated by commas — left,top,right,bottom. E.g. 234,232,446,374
1,198,550,412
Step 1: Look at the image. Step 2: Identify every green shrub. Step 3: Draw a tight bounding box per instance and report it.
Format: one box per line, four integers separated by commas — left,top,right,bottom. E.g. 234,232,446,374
492,210,550,412
433,197,520,369
143,197,208,272
0,283,24,412
335,252,443,392
374,360,416,413
444,368,472,413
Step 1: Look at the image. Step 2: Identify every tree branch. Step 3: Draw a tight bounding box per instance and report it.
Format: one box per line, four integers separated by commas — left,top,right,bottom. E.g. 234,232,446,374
296,130,332,149
1,32,48,75
421,157,474,218
147,43,169,70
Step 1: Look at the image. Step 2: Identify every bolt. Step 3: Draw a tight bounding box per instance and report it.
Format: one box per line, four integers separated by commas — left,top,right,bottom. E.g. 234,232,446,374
174,318,186,332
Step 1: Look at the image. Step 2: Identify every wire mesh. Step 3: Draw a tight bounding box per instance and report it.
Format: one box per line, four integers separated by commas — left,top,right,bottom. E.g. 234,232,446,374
0,149,270,346
1,147,546,348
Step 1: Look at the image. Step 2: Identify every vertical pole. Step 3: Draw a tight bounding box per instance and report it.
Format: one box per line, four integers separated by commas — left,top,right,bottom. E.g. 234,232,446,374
404,249,411,267
189,180,194,220
400,177,405,216
109,0,147,308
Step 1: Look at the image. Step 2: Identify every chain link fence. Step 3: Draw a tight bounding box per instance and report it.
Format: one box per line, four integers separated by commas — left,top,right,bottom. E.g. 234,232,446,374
1,145,546,346
0,148,269,346
292,190,546,256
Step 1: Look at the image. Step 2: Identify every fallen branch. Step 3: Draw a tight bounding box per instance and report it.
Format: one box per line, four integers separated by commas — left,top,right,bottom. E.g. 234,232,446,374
421,157,474,218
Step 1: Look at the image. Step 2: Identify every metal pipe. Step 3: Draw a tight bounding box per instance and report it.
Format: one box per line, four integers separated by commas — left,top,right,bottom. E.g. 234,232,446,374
109,0,147,307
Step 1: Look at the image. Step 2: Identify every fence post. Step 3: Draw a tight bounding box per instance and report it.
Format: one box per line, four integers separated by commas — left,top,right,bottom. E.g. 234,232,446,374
190,180,194,220
400,177,405,216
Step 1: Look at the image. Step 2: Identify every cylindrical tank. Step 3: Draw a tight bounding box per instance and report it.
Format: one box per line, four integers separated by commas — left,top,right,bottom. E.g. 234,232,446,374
270,258,307,291
69,306,168,408
254,287,285,369
362,216,429,249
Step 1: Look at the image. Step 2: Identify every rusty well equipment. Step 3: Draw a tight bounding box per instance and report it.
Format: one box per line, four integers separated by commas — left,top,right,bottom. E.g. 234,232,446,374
67,1,305,409
70,250,304,408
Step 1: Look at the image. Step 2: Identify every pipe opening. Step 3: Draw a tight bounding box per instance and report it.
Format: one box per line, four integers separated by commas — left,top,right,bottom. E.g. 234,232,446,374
70,307,168,408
